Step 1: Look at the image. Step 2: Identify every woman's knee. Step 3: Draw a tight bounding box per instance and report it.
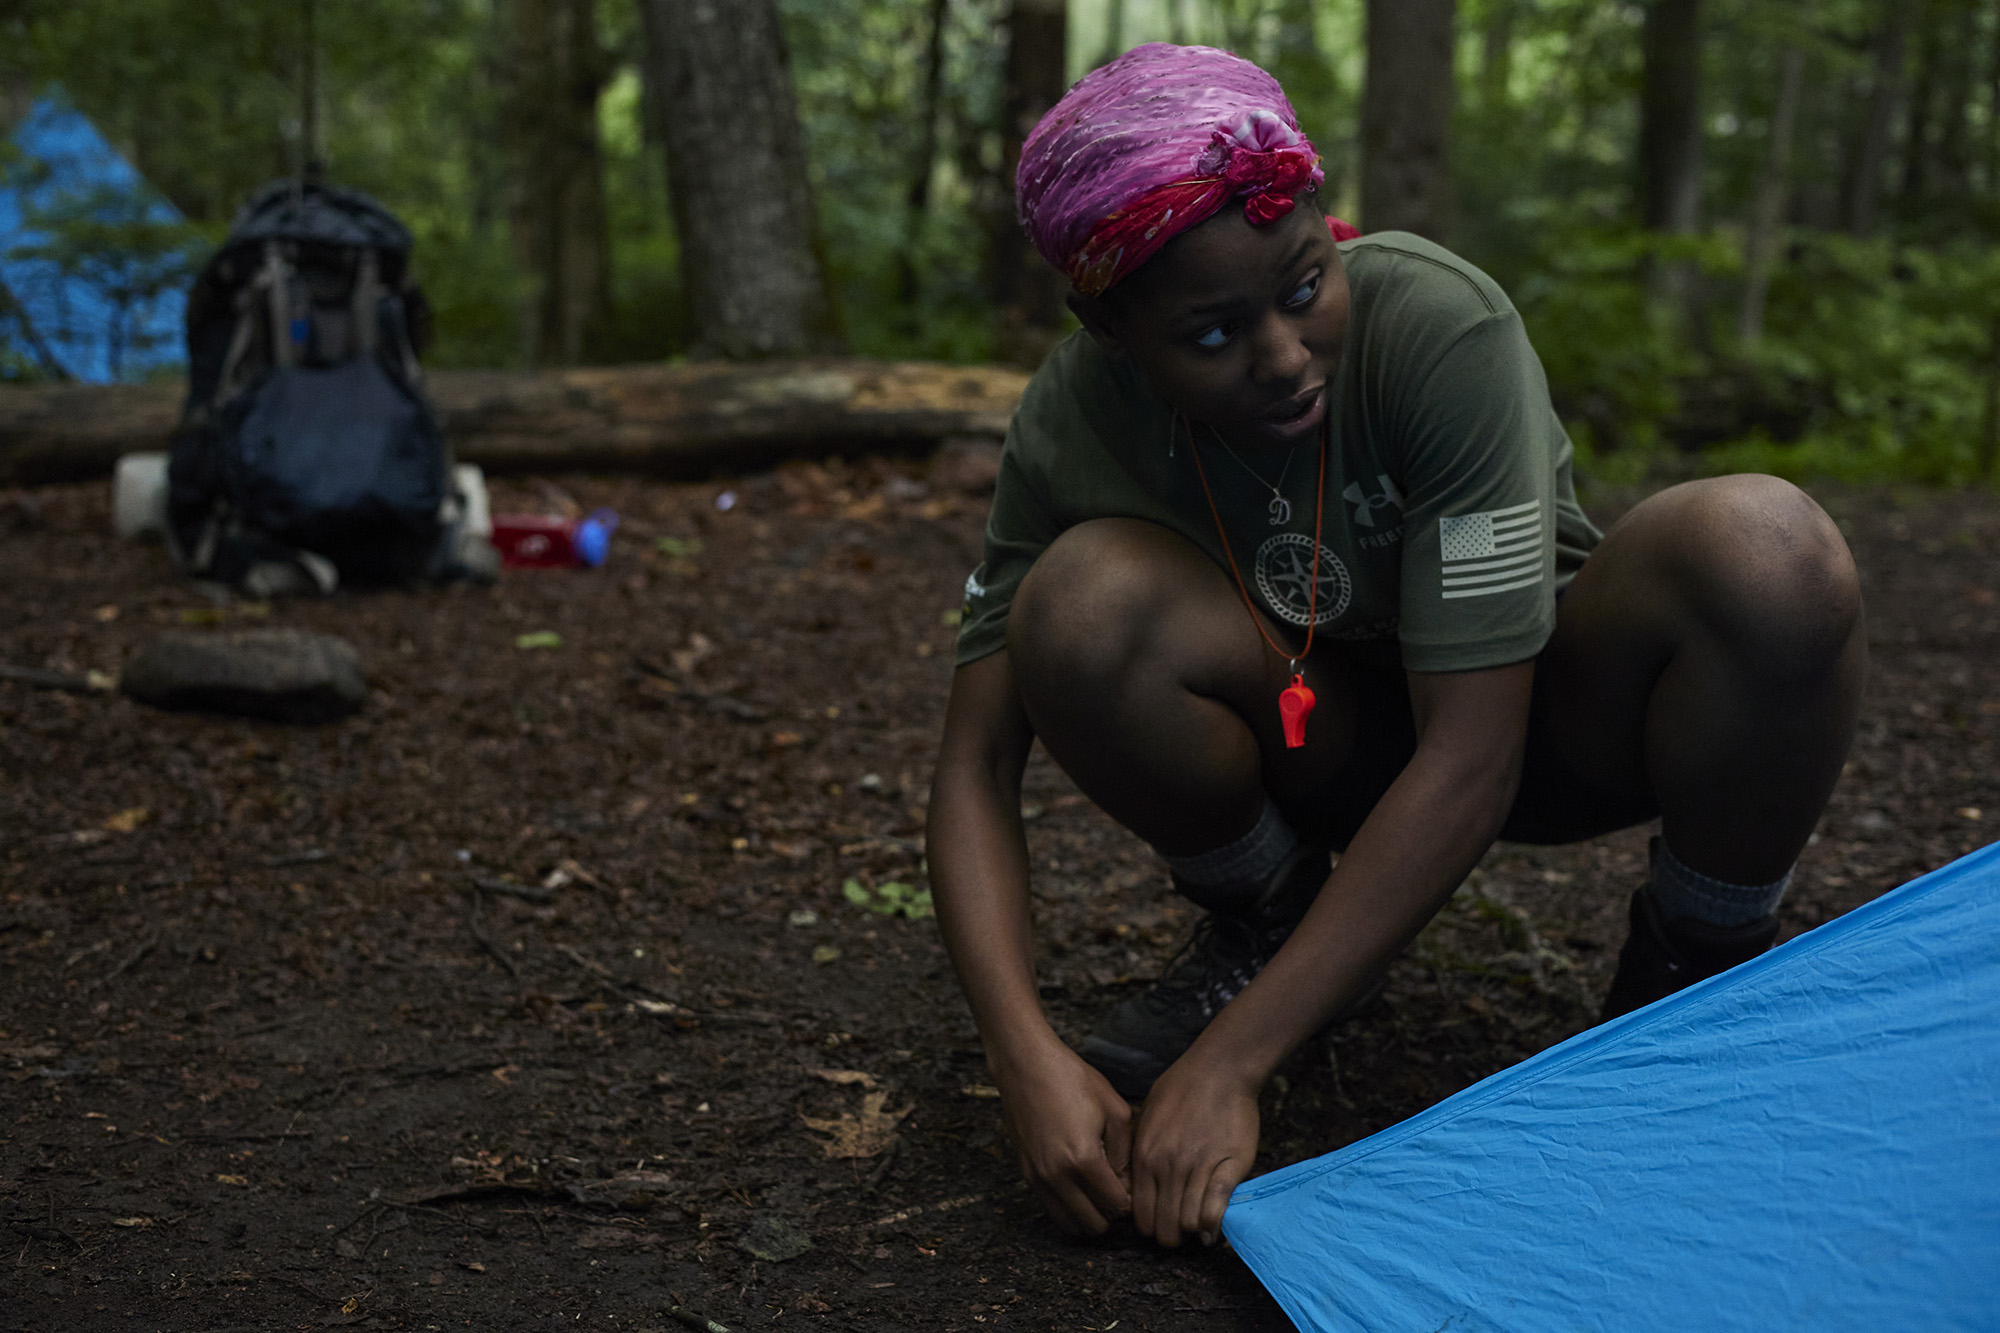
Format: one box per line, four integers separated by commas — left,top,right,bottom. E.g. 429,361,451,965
1009,519,1203,689
1650,475,1862,670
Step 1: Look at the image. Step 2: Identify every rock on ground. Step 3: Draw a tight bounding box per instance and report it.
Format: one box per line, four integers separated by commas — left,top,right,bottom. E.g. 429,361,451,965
119,627,367,722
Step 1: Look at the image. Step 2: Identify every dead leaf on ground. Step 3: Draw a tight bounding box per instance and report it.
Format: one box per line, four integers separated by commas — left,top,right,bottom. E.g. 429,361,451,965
811,1068,876,1088
801,1090,908,1158
102,807,150,834
670,632,715,676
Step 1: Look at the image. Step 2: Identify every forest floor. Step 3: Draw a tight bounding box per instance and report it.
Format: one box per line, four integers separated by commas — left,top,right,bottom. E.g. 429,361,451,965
2,458,1996,1333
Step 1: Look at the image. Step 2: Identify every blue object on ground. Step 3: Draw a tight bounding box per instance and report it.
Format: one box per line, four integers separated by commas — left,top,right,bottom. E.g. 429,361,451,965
0,95,192,382
575,508,620,568
1223,841,2000,1333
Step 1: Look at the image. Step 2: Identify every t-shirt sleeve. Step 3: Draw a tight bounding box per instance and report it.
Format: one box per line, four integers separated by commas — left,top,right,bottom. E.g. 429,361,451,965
1394,310,1569,672
953,392,1066,667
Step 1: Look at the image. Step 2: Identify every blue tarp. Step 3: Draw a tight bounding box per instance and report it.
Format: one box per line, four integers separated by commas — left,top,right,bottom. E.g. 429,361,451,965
1224,841,2000,1333
0,96,190,382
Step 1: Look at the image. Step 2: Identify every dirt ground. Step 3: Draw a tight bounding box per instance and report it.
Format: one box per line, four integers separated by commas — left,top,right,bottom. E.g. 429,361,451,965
2,456,1995,1333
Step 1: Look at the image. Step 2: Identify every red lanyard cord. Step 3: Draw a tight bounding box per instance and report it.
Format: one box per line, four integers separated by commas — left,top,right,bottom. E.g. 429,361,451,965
1183,410,1329,672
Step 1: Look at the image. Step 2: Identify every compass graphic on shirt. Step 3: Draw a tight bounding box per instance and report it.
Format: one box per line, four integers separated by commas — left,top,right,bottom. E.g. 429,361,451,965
1253,532,1352,627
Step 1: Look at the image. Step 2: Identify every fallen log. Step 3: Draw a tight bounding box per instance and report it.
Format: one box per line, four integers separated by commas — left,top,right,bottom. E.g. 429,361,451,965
0,359,1030,486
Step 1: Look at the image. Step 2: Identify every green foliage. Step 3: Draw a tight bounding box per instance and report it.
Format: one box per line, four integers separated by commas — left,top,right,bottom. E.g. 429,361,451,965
1709,237,2000,486
3,0,1998,489
1507,226,1711,457
842,877,934,919
783,0,1006,362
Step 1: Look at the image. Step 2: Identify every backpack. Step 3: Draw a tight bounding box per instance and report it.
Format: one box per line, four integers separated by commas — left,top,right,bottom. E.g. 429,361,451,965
167,180,489,595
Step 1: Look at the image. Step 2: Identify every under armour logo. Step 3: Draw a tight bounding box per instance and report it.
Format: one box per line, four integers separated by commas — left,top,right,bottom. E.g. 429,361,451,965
1343,474,1405,527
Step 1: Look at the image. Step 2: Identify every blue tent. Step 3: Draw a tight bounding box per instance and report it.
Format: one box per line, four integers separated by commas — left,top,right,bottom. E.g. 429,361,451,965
1224,842,2000,1333
0,96,192,382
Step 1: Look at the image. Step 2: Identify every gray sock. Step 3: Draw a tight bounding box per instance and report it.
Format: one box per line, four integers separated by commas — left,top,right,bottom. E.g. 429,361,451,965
1649,836,1791,927
1165,800,1299,907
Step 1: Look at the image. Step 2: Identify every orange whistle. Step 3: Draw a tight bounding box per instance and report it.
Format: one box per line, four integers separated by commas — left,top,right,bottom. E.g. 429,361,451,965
1279,673,1315,749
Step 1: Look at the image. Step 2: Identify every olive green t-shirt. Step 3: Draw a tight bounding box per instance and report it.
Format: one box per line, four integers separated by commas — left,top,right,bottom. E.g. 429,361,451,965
955,231,1601,674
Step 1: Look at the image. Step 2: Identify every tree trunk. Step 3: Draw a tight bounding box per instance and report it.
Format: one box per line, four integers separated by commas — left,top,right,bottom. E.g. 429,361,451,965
1933,0,1980,197
898,0,953,308
1845,4,1908,235
1272,0,1343,194
1638,0,1704,233
1360,0,1456,241
0,362,1029,485
1738,45,1804,348
1987,0,2000,192
1901,0,1943,201
1098,0,1126,67
1481,0,1515,113
500,0,613,368
638,0,844,358
990,0,1071,366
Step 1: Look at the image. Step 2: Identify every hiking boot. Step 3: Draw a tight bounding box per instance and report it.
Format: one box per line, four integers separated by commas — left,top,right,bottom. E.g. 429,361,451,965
1077,844,1330,1101
1599,883,1780,1022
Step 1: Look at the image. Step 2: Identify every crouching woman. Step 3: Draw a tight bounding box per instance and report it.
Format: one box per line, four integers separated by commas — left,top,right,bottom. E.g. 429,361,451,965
926,43,1865,1249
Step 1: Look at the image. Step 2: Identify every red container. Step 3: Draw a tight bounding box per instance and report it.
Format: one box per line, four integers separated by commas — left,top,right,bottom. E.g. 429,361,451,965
491,514,582,568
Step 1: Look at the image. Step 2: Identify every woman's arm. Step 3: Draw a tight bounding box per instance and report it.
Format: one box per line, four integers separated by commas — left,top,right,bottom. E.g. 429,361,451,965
1128,660,1535,1246
928,652,1134,1234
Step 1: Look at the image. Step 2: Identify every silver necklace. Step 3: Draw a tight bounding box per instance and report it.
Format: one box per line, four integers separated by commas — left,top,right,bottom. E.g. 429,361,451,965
1212,430,1301,526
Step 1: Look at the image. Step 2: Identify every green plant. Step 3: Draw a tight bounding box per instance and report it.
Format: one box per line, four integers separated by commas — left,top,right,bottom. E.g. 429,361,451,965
842,877,933,919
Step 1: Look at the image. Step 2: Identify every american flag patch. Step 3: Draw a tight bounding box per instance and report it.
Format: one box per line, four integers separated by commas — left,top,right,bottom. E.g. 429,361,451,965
1438,499,1544,600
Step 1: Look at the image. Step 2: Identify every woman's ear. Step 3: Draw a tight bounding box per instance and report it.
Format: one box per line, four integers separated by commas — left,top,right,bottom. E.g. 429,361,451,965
1066,290,1128,359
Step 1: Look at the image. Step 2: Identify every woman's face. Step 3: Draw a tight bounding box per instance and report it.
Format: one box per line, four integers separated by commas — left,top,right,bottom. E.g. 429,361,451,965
1071,195,1350,454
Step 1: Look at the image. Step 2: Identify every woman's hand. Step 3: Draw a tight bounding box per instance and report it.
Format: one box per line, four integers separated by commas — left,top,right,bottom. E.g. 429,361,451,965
994,1041,1134,1235
1129,1051,1260,1247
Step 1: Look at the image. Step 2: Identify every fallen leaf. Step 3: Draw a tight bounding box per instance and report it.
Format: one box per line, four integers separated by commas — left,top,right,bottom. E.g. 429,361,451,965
515,631,563,650
669,632,715,675
840,494,887,523
812,1068,876,1088
215,1173,248,1185
960,1084,1001,1099
94,604,120,622
550,858,602,888
801,1090,908,1158
111,1216,150,1228
102,807,150,834
811,944,841,964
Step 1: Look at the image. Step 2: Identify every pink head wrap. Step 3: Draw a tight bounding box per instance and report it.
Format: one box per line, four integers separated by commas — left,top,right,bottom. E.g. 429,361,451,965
1017,43,1354,297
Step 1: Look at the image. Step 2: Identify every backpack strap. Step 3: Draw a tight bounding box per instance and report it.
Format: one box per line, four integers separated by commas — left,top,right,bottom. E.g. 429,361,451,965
351,247,381,357
262,240,298,370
